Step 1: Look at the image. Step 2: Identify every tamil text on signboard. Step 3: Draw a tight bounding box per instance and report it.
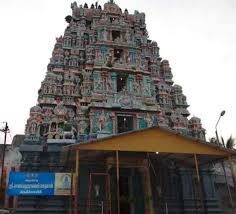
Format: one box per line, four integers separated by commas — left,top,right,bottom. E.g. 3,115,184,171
7,172,73,196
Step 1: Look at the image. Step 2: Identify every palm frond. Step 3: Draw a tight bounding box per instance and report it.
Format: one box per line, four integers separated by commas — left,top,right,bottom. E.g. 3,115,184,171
226,136,235,149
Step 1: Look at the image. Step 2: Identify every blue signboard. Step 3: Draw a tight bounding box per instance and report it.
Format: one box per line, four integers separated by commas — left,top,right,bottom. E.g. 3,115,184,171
7,172,55,196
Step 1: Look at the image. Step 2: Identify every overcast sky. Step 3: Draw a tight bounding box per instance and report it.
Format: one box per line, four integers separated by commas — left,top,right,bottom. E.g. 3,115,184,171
0,0,235,144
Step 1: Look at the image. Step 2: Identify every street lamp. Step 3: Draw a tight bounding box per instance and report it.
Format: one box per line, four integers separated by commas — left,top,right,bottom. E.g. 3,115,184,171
214,111,235,210
215,110,226,146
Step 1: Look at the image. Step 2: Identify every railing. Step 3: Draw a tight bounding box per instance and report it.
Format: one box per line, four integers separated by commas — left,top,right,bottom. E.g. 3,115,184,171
152,197,224,214
0,210,9,214
76,198,112,214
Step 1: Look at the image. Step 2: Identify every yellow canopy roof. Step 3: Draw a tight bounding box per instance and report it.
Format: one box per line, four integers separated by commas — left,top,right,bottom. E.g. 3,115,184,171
64,126,236,157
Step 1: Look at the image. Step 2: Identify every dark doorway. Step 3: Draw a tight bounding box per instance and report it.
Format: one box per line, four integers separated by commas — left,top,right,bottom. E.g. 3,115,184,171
117,74,127,92
155,86,160,103
112,30,121,41
117,115,134,133
114,49,123,63
87,173,112,214
110,167,145,214
120,176,131,214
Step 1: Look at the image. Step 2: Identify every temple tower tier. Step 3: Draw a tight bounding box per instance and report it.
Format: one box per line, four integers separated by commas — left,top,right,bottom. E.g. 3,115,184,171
24,0,205,143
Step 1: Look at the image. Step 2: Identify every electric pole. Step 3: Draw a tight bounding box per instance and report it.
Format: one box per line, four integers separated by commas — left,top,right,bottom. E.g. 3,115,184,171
0,122,9,202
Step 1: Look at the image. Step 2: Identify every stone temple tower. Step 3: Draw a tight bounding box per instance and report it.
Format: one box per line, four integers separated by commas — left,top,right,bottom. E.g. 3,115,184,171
16,1,215,213
24,0,205,145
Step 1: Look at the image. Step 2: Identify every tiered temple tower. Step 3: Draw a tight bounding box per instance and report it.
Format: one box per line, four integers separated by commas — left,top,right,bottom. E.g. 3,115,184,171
24,0,205,144
16,2,229,214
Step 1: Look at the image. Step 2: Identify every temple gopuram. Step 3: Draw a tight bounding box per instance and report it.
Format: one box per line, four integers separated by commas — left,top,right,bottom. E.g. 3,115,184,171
15,1,236,214
24,0,207,143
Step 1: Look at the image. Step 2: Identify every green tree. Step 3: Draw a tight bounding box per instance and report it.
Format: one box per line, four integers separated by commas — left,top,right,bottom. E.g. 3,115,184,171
226,136,235,149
